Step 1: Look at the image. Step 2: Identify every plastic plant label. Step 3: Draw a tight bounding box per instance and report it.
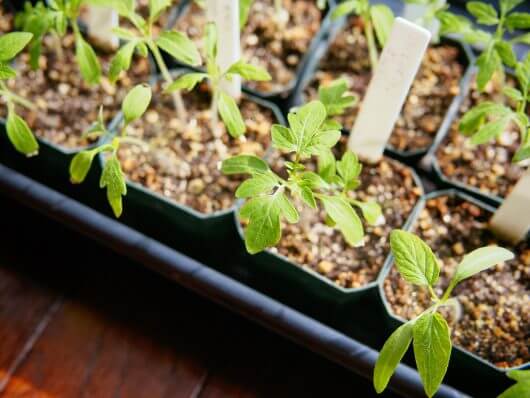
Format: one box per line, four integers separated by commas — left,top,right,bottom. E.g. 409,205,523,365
83,5,119,50
348,17,431,163
206,0,241,98
490,169,530,244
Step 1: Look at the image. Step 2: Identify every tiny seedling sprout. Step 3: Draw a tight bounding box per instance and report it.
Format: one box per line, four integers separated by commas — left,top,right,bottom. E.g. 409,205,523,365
69,84,152,217
374,230,514,397
0,31,39,157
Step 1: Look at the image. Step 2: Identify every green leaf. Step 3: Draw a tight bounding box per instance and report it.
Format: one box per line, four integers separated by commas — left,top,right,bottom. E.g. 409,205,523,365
221,155,269,175
75,35,101,85
112,27,137,40
226,60,271,81
300,186,317,209
374,321,414,394
318,78,357,117
6,110,39,157
353,200,383,226
109,40,137,83
467,1,498,25
149,0,171,20
513,32,530,44
271,124,297,152
317,147,336,182
336,151,362,190
450,246,514,286
100,155,127,218
239,0,254,28
505,12,530,29
495,41,517,68
499,381,530,398
459,102,511,135
122,84,152,124
470,115,513,145
508,370,530,382
390,230,439,287
217,92,245,138
205,22,218,64
87,0,134,15
476,50,501,92
331,0,357,20
235,174,277,198
0,32,33,61
309,129,341,151
165,73,208,92
300,171,328,190
277,193,299,224
513,144,530,163
70,149,97,184
439,11,472,35
155,31,201,66
288,100,328,157
413,312,452,398
0,62,16,79
500,0,525,14
320,195,364,247
370,4,394,47
503,87,524,101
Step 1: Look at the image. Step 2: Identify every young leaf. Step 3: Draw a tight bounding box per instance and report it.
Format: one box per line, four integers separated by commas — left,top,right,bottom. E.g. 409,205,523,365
165,73,208,92
217,92,245,138
459,102,511,135
476,50,501,92
500,0,525,14
205,22,218,64
507,370,530,382
0,32,33,61
149,0,171,21
336,151,362,190
373,321,414,394
503,87,524,101
109,40,137,83
495,41,517,68
317,147,336,182
470,115,513,145
450,246,514,286
353,200,383,226
331,0,357,20
122,84,152,124
271,124,297,152
75,35,101,85
370,4,394,47
320,195,364,246
239,0,253,29
235,174,277,198
226,60,271,81
389,230,440,287
499,380,530,398
288,101,327,157
466,1,498,25
505,12,530,29
413,312,452,398
6,110,39,157
0,62,16,80
100,155,127,218
318,79,357,117
155,31,201,66
221,154,269,175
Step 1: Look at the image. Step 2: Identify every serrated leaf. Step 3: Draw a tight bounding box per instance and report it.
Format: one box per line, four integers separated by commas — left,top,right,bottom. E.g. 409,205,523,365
300,171,327,190
439,11,472,35
218,91,245,138
390,230,439,287
318,78,357,117
239,0,253,28
374,321,414,394
413,312,452,398
476,50,501,92
309,129,341,151
235,174,277,198
100,155,127,218
506,12,530,29
6,110,39,157
226,60,271,81
156,31,201,66
221,154,269,175
495,41,517,68
109,40,137,83
122,84,152,124
0,32,33,61
320,195,364,247
467,1,498,25
271,124,297,152
165,73,208,92
300,186,317,209
317,147,336,182
277,193,298,224
371,4,394,47
353,200,382,226
451,246,514,286
75,34,101,85
288,100,327,157
459,102,511,135
470,115,513,145
0,62,16,79
336,151,362,189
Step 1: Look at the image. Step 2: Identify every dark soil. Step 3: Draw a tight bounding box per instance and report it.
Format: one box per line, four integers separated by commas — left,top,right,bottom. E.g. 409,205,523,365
0,4,13,34
304,16,464,152
2,32,151,149
265,137,423,288
118,81,276,214
384,195,530,368
174,0,323,94
436,76,525,199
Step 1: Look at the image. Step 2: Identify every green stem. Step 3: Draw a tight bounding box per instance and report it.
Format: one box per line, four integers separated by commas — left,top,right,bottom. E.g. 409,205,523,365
363,16,379,71
0,82,35,110
147,40,187,122
210,86,220,137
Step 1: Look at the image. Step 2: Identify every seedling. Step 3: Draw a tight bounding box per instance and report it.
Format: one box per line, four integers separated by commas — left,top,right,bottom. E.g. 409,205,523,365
439,0,530,92
165,22,271,138
221,99,382,254
15,0,102,85
107,0,201,120
458,54,530,162
498,370,530,398
69,84,152,217
374,230,514,397
0,32,39,157
403,0,448,42
332,0,395,70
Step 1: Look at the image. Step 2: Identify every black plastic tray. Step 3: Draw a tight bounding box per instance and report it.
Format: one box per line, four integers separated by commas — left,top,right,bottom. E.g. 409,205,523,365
0,164,469,398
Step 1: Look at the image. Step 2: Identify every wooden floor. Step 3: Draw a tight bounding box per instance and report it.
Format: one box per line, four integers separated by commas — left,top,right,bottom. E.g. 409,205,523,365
0,195,393,398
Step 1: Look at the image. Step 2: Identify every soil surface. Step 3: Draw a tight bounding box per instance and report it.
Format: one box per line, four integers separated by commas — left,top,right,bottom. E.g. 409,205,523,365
0,4,13,34
265,138,422,288
174,0,323,94
384,195,530,368
436,76,525,199
2,32,151,149
304,16,464,152
118,81,276,214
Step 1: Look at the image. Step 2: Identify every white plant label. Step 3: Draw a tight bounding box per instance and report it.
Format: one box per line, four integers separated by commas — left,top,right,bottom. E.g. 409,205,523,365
83,6,119,50
348,17,431,163
490,170,530,244
403,0,445,38
206,0,241,99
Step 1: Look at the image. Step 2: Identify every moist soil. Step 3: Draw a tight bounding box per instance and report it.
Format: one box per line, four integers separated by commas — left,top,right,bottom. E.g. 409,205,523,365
0,4,13,34
118,82,276,214
265,138,422,288
435,76,525,199
175,0,323,94
384,195,529,368
2,32,151,149
304,16,464,153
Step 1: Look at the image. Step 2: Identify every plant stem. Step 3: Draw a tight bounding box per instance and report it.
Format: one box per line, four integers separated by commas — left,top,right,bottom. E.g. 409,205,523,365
147,41,187,122
51,30,64,60
210,87,221,137
0,82,35,110
363,16,379,71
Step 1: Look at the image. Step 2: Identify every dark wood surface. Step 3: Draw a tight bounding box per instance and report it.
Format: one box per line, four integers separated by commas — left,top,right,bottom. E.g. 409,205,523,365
0,195,394,397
